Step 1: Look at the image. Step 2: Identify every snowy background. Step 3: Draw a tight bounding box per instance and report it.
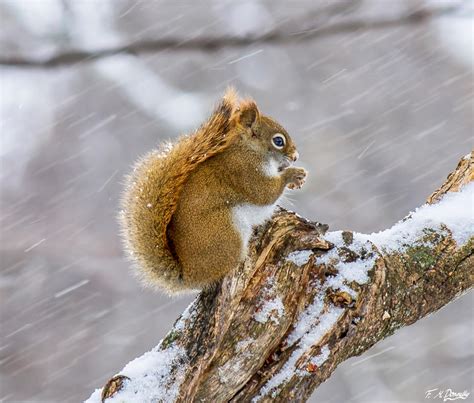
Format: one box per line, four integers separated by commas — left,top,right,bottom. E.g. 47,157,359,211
0,0,473,402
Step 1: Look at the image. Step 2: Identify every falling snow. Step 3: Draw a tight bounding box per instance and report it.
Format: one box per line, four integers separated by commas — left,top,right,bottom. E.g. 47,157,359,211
1,1,472,403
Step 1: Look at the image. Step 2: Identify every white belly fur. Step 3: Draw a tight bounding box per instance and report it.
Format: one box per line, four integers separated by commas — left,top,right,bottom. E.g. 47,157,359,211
232,201,278,256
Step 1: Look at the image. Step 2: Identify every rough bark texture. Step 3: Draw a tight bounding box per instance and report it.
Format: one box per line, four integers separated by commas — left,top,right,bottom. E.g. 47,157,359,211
101,152,473,402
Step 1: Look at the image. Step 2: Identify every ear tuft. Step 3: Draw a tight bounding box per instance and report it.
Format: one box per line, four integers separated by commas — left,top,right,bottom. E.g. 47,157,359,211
223,86,238,107
237,99,260,128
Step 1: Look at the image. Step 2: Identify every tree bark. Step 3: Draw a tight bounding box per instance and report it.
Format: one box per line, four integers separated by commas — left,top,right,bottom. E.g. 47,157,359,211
98,152,473,403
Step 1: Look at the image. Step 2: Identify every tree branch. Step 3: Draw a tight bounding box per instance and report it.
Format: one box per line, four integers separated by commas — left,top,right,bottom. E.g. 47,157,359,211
87,151,473,403
2,4,464,68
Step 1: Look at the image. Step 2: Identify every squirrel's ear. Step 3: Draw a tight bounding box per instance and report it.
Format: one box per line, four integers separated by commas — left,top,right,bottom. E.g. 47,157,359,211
237,100,260,129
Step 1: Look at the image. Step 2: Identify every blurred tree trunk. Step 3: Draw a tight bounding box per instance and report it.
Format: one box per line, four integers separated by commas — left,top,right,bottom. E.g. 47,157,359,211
101,152,473,403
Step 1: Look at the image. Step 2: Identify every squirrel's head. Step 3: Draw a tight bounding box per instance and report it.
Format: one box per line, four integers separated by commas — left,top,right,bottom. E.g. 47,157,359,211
234,99,299,172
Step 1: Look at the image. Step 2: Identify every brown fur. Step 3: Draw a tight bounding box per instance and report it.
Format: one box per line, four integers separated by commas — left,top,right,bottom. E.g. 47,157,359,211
120,88,306,294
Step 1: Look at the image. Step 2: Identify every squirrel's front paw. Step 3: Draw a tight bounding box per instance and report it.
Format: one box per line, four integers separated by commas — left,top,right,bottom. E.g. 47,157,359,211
286,167,307,190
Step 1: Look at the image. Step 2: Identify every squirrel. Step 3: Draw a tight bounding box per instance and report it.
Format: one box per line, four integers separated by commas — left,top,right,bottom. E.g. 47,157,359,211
119,88,307,294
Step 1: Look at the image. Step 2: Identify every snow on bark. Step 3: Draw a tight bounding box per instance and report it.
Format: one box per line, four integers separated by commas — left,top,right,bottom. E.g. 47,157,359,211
364,182,473,252
85,344,187,403
92,152,472,403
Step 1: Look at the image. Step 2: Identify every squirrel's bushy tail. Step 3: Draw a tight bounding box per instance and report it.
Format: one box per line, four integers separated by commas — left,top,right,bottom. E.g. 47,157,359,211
119,88,254,294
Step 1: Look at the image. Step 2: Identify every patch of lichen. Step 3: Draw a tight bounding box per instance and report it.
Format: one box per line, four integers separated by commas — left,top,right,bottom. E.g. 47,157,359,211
403,227,451,271
459,237,474,258
385,233,473,331
162,330,181,349
406,245,438,270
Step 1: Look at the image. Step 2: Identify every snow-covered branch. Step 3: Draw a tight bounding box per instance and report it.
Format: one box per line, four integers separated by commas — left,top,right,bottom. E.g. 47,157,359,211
1,4,463,68
87,151,473,403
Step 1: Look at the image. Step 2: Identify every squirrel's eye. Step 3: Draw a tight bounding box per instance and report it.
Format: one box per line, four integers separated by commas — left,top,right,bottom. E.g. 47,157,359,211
272,134,286,149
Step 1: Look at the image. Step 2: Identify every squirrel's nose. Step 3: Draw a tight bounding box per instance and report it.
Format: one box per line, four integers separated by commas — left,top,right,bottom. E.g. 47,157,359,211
292,151,299,162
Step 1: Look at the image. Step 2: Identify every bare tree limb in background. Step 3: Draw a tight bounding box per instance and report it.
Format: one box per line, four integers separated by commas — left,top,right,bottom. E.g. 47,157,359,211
1,4,466,68
88,152,473,403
